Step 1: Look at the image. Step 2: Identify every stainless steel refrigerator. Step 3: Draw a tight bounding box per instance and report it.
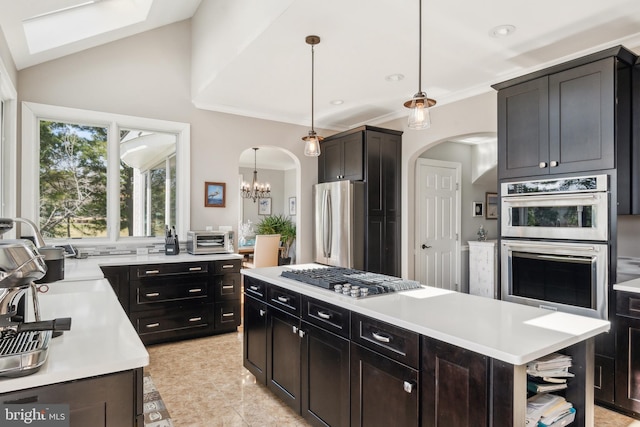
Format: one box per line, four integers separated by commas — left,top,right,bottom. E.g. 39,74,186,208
313,181,364,269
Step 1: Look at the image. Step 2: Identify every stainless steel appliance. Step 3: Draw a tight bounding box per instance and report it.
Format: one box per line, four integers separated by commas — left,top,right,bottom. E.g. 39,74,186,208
501,174,608,241
501,239,608,319
0,219,72,376
186,230,235,254
280,266,422,298
313,181,365,269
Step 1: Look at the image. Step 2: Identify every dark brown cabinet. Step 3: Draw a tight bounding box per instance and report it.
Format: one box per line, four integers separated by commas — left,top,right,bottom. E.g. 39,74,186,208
0,369,143,427
267,306,302,412
494,47,634,181
103,259,242,345
318,132,363,182
421,336,489,427
243,278,268,384
318,126,402,276
615,291,640,413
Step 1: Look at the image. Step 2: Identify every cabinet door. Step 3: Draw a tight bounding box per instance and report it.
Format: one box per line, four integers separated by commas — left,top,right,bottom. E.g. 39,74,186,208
243,295,268,384
319,139,343,182
366,215,400,277
100,266,129,313
267,307,302,412
301,322,350,427
422,336,489,427
615,315,640,412
366,131,400,216
497,76,549,179
341,132,364,181
350,343,419,427
549,57,615,175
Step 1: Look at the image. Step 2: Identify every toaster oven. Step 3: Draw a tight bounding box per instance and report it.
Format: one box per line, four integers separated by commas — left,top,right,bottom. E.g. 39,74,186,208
186,231,235,254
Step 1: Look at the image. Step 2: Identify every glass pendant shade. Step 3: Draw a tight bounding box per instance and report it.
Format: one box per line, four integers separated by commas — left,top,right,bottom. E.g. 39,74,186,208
303,131,322,157
405,93,433,129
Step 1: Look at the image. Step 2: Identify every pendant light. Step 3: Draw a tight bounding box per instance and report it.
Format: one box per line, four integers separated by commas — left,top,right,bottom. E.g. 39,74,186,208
240,148,271,203
404,0,436,129
302,35,323,157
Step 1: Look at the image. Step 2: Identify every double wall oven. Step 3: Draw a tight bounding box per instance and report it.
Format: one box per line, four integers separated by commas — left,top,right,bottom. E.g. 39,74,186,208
500,175,609,319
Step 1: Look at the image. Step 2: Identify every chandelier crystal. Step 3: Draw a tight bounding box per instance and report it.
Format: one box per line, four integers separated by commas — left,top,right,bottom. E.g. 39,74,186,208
240,148,271,203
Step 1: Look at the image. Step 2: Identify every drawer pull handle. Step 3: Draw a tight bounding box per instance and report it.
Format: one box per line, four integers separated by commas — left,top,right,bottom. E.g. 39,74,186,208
372,331,391,343
188,288,203,293
145,292,160,297
145,270,160,275
249,285,260,291
317,311,332,320
146,323,160,328
189,267,203,272
277,296,290,304
222,313,234,317
222,285,234,290
222,264,235,269
189,317,202,322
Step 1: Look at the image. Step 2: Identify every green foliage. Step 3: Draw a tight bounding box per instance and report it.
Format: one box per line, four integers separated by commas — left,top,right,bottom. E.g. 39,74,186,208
255,214,296,258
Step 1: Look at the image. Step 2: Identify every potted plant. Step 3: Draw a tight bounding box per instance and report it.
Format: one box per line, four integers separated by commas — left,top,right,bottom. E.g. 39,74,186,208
255,214,296,265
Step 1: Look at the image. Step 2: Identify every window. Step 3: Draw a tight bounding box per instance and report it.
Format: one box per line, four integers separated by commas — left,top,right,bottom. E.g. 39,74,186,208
0,66,18,223
22,103,190,243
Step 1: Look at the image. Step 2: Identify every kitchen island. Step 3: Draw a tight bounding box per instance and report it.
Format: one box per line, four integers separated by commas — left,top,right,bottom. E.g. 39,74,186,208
242,264,610,427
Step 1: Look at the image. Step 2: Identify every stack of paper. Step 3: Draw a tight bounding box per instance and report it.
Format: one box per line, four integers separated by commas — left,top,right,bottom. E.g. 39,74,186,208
525,393,575,426
526,353,573,393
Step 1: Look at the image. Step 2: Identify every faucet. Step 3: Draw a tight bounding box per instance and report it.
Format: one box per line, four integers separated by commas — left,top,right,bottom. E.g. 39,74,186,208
0,218,46,248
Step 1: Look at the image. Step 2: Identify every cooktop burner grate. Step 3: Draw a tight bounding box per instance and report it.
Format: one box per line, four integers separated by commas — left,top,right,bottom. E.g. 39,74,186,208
280,267,422,298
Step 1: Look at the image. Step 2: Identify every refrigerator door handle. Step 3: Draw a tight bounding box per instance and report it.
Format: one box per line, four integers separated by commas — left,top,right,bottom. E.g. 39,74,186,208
326,189,332,257
321,189,328,257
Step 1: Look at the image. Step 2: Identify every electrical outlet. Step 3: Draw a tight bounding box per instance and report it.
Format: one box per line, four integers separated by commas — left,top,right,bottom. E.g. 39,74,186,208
136,247,149,255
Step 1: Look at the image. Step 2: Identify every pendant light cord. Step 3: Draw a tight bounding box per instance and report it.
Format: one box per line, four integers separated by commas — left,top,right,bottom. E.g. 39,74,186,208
311,43,315,133
418,0,422,93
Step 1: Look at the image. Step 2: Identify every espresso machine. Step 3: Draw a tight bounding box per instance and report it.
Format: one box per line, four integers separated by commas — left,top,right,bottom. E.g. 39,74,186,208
0,218,71,377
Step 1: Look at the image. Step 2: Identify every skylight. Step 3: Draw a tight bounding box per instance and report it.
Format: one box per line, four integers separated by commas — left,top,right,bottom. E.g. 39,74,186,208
22,0,153,54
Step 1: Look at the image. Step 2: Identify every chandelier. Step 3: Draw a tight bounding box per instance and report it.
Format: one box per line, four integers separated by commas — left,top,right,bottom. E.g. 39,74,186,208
403,0,436,129
301,35,323,157
241,148,271,202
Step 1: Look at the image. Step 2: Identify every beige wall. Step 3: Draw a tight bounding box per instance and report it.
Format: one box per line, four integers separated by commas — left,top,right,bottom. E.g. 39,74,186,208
0,28,17,88
17,20,318,263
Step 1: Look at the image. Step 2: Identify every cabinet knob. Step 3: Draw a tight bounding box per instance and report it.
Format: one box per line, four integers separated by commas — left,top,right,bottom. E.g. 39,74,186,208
550,160,558,167
259,309,266,317
292,325,298,334
538,162,548,168
403,381,415,394
298,329,306,338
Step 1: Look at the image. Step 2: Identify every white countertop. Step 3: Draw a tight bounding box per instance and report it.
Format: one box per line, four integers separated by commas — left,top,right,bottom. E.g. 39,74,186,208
0,252,242,393
614,277,640,294
243,264,611,366
0,278,148,393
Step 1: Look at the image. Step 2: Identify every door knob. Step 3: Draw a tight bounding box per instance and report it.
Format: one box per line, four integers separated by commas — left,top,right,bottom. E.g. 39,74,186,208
421,244,431,249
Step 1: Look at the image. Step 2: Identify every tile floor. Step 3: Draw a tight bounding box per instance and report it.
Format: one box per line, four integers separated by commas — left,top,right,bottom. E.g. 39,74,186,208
145,331,640,427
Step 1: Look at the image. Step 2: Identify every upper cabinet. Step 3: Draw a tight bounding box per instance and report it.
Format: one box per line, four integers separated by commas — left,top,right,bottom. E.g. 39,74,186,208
494,46,635,181
318,132,364,182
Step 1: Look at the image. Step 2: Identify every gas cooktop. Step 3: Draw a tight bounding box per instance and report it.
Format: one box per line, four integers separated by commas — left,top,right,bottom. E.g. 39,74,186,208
280,267,422,298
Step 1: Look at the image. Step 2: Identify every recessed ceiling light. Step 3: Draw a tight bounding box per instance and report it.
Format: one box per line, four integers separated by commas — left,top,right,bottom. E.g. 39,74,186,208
385,74,405,82
330,99,344,105
489,25,516,38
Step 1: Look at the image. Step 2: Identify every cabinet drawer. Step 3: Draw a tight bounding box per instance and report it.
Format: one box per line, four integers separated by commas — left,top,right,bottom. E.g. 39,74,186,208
213,259,241,274
302,295,350,339
244,276,268,301
268,285,301,316
133,306,212,336
133,279,211,306
616,291,640,319
214,273,241,300
351,313,419,368
215,301,241,330
132,262,209,278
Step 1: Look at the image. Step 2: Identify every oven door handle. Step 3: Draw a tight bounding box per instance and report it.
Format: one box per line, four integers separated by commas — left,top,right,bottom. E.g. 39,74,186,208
502,241,601,252
535,254,593,264
503,194,599,203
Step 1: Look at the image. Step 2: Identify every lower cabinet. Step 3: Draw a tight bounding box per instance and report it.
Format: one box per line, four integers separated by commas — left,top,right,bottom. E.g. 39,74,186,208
421,336,489,427
267,307,302,412
350,342,419,427
243,294,268,384
0,369,143,427
615,291,640,413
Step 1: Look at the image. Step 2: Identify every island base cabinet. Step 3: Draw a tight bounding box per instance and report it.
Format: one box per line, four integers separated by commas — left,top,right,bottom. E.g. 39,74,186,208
243,295,268,384
267,307,301,413
615,315,640,413
421,336,489,427
301,322,350,427
0,369,143,427
350,343,419,427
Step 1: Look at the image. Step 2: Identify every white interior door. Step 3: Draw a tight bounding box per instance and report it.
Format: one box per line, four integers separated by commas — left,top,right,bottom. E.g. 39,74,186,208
415,158,461,290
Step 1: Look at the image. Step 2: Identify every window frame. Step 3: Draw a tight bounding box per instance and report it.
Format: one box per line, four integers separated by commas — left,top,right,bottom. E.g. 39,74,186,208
22,102,190,244
0,62,18,232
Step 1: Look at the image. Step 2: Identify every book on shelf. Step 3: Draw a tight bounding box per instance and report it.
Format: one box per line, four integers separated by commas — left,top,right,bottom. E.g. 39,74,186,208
538,406,576,427
527,378,568,393
527,353,572,372
525,393,574,426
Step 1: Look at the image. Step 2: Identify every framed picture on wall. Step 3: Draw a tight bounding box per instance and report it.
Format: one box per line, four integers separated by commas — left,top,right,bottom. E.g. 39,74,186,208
205,182,225,207
472,202,483,217
486,192,498,219
258,197,272,215
289,197,296,216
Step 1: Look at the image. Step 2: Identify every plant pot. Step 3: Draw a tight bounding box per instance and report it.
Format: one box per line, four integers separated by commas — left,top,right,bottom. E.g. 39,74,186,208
278,257,292,266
